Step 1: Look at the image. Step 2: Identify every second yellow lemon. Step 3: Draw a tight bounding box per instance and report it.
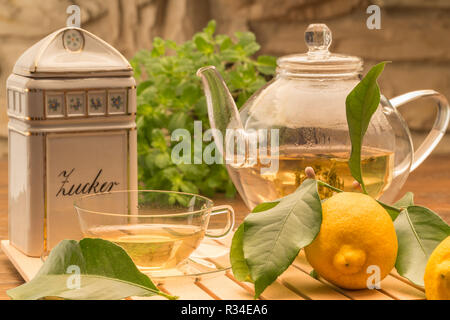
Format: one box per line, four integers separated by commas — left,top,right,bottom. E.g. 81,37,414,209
424,236,450,300
305,192,398,289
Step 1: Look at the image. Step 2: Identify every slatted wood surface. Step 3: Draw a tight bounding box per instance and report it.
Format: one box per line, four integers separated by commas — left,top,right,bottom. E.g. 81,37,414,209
1,155,450,300
1,234,426,300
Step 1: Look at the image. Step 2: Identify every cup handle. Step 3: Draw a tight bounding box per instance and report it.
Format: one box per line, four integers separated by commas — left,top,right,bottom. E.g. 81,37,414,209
205,205,235,239
390,90,450,172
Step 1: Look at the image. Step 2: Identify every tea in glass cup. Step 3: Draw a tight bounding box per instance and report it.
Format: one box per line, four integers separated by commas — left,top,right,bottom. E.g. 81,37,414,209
75,190,234,271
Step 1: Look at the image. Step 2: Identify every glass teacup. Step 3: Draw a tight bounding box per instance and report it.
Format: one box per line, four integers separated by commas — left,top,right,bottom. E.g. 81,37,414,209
74,190,234,271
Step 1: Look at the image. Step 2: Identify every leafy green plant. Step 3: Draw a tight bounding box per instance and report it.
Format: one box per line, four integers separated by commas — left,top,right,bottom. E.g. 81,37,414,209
230,63,450,298
8,239,176,300
131,20,276,198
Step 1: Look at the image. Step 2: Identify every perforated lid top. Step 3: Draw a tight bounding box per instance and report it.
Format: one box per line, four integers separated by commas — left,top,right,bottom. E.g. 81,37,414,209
277,24,363,76
13,27,133,78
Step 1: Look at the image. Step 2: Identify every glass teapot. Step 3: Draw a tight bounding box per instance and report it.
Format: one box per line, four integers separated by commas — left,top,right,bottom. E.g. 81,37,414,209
197,24,449,209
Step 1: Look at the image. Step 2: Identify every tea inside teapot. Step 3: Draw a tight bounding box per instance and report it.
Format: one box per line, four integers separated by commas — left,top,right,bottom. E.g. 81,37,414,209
228,146,393,208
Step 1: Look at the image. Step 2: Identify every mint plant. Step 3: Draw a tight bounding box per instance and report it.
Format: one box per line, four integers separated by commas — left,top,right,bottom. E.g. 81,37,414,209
131,20,277,197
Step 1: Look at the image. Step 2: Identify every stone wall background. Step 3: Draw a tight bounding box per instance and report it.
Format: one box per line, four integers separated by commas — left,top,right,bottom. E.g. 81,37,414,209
0,0,449,137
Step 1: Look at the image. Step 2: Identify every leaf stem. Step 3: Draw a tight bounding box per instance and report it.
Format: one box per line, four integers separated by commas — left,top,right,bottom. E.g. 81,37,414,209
360,178,368,194
317,180,343,193
158,291,179,300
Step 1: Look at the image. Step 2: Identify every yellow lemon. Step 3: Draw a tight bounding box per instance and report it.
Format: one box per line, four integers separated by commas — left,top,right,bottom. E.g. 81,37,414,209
304,192,398,289
424,236,450,300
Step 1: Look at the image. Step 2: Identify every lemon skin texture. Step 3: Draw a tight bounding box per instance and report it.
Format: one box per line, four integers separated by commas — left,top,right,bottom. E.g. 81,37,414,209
305,192,398,290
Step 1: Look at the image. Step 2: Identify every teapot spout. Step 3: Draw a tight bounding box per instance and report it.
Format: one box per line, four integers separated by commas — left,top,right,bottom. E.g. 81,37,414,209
197,66,243,156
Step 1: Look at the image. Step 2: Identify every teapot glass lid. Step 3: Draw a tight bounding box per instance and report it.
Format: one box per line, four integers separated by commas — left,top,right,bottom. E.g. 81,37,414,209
277,24,363,76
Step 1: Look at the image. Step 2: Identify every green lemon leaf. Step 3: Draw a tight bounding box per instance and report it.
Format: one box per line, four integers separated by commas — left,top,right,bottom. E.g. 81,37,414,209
346,62,387,194
230,224,252,282
251,200,280,213
230,199,281,282
394,192,415,208
7,239,176,300
243,179,322,298
376,192,415,220
8,275,166,300
379,202,402,220
394,206,450,286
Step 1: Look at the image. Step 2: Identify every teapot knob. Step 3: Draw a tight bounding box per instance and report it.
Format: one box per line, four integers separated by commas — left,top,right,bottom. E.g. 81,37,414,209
305,24,332,57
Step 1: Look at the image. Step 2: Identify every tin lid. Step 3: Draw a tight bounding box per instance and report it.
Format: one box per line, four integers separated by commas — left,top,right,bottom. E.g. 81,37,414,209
277,24,363,77
13,27,133,78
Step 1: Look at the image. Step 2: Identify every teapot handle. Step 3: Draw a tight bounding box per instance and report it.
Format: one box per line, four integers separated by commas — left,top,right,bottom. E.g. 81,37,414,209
390,90,450,172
